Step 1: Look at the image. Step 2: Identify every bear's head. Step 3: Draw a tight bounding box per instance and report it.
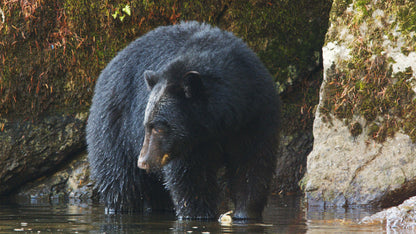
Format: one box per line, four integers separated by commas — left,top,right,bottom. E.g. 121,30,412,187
137,61,207,171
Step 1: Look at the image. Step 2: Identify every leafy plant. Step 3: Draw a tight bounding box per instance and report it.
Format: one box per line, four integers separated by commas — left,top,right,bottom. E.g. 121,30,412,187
112,4,131,22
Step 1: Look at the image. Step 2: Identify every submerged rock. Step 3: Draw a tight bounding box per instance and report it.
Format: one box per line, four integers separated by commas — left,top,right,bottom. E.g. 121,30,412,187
302,0,416,207
362,196,416,230
15,152,94,204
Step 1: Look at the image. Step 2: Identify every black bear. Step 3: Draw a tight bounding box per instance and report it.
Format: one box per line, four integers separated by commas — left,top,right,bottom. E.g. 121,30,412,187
87,21,280,220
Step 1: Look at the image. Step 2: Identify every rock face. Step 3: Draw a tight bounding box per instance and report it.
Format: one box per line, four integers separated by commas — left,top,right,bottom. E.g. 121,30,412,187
302,0,416,207
0,113,87,196
14,152,93,204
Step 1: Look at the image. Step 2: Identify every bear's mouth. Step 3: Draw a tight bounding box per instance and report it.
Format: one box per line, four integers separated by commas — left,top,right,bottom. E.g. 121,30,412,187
160,154,170,166
138,152,171,171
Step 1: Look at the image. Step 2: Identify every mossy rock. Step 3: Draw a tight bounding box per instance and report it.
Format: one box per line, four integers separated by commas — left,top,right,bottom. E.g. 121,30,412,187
320,0,416,143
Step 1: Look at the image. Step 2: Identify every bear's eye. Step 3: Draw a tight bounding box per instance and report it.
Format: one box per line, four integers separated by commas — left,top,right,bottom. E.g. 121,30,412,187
152,127,163,134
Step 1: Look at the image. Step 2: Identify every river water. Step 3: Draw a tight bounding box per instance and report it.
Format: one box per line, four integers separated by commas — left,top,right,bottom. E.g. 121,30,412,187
0,195,384,233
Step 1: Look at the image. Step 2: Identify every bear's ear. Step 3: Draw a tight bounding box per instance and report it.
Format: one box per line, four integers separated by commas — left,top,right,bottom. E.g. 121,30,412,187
144,70,158,90
183,71,203,98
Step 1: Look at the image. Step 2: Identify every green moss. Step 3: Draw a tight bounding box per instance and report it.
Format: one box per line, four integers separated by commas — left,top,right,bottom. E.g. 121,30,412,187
397,2,416,34
330,0,353,21
323,59,415,143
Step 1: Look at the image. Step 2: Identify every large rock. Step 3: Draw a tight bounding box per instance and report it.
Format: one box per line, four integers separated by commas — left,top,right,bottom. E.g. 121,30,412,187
302,0,416,207
0,113,87,196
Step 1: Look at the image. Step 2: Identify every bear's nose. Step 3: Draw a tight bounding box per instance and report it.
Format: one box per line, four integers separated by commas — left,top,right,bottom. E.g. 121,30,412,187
137,156,149,170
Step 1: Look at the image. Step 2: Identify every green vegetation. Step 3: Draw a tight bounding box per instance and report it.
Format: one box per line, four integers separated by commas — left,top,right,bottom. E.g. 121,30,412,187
0,0,209,118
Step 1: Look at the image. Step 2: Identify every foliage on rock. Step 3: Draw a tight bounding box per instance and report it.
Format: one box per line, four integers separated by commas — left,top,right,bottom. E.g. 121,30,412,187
320,0,416,142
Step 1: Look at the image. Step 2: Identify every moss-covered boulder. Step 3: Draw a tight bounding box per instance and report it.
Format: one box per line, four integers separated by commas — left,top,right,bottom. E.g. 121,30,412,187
302,0,416,207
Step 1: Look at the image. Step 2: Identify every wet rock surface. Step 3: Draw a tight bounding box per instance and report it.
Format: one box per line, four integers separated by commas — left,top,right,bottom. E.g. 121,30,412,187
274,131,313,194
362,196,416,231
0,113,88,196
14,152,94,203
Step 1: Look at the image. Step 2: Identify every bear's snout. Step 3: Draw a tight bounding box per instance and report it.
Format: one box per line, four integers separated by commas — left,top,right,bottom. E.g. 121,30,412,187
137,153,149,170
138,129,166,170
138,132,151,170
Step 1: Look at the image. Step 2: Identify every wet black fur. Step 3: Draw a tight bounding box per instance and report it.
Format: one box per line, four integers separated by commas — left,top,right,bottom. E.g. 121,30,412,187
86,21,281,219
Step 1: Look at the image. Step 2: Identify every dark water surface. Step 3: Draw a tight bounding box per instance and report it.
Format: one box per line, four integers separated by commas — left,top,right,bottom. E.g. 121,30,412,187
0,195,384,233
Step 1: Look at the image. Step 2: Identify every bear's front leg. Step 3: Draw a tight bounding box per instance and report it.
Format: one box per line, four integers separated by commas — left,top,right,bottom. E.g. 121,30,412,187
226,136,278,221
227,163,272,221
162,158,220,220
